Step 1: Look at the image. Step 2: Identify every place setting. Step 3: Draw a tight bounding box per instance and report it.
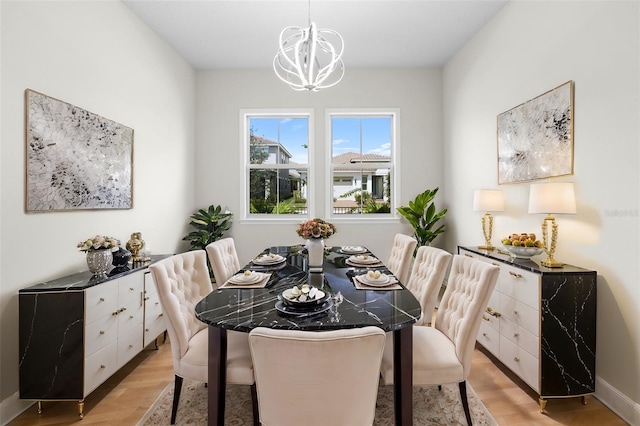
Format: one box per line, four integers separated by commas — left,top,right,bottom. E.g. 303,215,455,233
345,253,384,267
352,270,402,290
339,245,369,255
275,283,333,317
219,270,272,289
249,252,287,271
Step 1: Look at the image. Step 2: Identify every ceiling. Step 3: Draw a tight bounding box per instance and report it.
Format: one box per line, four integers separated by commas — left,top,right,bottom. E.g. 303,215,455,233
122,0,508,70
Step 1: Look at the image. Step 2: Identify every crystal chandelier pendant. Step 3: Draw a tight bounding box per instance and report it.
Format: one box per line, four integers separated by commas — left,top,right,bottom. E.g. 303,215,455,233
273,21,344,91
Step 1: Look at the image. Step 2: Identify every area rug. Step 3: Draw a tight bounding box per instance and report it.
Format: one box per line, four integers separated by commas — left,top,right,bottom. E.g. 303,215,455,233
137,379,497,425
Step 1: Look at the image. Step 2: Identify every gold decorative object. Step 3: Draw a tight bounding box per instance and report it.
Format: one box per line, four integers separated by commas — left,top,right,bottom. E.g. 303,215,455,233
126,232,145,262
528,182,576,268
473,189,504,250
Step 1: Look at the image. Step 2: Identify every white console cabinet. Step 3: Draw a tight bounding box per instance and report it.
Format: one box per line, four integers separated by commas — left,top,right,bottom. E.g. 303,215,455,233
459,246,597,411
19,257,168,418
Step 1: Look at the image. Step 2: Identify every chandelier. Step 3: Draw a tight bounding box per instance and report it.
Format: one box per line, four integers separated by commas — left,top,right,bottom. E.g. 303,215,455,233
273,2,344,92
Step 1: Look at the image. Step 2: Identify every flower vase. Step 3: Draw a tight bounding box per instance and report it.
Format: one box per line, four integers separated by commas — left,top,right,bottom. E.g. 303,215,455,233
86,250,113,276
306,238,325,272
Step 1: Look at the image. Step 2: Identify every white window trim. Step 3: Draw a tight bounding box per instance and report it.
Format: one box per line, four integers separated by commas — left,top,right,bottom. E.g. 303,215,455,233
239,109,314,223
325,108,401,224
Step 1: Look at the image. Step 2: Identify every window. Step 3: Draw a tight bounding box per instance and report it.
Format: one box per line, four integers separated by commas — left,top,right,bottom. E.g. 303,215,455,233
329,112,397,217
242,111,311,218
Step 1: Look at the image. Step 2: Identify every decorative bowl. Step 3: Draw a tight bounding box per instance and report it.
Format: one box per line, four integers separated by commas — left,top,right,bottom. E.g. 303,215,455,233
280,286,329,310
502,244,544,259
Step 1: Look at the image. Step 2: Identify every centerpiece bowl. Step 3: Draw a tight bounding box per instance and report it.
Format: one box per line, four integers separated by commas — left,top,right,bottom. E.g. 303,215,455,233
502,244,544,259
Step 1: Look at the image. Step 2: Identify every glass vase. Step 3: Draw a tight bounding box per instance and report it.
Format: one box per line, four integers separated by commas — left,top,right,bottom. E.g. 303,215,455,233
86,249,113,276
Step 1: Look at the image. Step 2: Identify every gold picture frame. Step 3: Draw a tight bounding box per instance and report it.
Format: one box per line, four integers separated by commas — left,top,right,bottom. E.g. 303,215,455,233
497,81,574,184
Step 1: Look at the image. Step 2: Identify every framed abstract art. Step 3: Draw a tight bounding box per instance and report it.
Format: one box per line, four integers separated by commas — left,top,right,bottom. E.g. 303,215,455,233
497,81,574,184
25,89,133,211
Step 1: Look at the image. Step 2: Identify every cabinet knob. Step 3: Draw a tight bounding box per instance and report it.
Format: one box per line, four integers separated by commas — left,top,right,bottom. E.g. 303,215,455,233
509,271,523,279
99,297,105,302
482,315,490,322
144,297,150,301
100,364,106,369
129,344,133,348
158,313,163,317
129,315,134,319
514,310,519,315
464,253,473,258
99,330,105,335
491,262,500,267
514,357,520,362
130,287,134,291
514,333,520,337
146,328,150,332
486,307,502,318
482,332,488,337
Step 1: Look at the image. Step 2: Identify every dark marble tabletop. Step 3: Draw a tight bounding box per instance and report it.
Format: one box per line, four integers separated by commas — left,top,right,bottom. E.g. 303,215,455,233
19,255,170,293
195,245,422,333
459,246,595,275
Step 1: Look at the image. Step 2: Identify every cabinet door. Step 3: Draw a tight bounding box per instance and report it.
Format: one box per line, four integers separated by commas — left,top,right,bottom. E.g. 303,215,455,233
143,272,166,347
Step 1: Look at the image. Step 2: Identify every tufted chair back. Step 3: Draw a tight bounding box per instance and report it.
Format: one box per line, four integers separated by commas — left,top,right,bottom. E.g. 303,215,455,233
405,246,452,325
206,238,241,286
149,250,212,370
249,326,386,426
386,233,418,284
434,255,499,377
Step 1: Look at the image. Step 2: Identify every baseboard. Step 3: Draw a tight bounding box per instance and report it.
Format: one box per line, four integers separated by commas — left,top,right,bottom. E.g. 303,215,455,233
1,391,33,426
595,376,640,425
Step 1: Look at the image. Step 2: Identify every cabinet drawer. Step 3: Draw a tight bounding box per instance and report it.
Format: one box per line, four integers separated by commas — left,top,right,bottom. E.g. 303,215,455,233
117,299,144,332
84,340,118,396
85,281,119,324
477,322,499,357
85,313,118,357
500,337,539,393
483,291,500,332
499,266,539,309
500,294,539,337
501,317,539,359
144,290,165,347
118,273,144,308
118,324,144,369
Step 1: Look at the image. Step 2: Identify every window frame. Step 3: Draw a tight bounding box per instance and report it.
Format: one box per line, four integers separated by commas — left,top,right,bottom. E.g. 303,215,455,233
240,109,314,223
325,108,401,223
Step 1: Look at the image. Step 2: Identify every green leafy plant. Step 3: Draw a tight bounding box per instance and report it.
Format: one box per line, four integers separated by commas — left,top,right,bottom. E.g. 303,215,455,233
397,187,447,247
182,204,233,250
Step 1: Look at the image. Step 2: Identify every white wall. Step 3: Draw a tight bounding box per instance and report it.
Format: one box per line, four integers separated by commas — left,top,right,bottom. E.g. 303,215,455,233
0,1,196,423
195,68,445,264
442,1,639,423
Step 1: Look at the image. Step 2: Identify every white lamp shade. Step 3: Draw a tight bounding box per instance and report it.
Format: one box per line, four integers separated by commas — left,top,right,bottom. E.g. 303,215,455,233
528,182,577,214
473,189,505,212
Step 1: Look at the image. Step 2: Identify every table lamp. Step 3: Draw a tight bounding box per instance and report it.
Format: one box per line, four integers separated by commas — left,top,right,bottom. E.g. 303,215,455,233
473,189,505,250
528,182,576,267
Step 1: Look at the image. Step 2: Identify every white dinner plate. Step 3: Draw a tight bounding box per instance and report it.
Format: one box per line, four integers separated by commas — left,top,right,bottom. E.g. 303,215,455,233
252,254,286,265
340,246,368,254
227,272,263,284
348,255,380,265
358,273,391,286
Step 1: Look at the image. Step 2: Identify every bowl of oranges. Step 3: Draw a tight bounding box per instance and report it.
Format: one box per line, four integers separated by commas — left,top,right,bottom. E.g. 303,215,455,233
501,233,545,259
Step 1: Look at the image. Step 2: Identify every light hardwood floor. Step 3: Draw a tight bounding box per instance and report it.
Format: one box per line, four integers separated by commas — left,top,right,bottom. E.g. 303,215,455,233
9,336,627,425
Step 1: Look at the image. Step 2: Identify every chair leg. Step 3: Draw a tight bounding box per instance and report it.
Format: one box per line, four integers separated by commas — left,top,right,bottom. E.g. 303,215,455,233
250,383,260,426
171,375,183,425
459,381,472,426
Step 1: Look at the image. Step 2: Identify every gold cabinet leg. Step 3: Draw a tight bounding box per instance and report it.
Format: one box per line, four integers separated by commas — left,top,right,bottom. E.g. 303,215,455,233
78,400,85,419
37,401,43,414
582,395,588,405
539,398,547,413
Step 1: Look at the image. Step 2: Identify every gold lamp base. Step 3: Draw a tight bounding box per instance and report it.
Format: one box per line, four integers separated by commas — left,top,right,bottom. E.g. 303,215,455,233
478,213,495,251
540,215,565,268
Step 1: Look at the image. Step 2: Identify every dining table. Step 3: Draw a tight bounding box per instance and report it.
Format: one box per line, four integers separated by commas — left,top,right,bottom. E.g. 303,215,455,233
194,244,422,426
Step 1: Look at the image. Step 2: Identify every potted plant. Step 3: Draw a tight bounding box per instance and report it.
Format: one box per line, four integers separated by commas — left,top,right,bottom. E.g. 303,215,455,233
397,187,447,248
182,204,233,251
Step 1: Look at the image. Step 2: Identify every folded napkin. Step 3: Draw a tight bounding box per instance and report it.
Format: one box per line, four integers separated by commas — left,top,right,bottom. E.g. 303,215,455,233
352,274,402,290
219,272,272,289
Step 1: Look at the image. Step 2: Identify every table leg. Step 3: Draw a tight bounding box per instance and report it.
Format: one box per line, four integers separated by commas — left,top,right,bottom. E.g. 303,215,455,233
393,326,413,426
208,326,227,426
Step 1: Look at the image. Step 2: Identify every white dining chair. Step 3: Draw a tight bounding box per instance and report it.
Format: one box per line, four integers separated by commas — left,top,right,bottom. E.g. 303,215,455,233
248,326,386,426
149,250,258,425
387,233,418,284
380,255,499,425
206,237,241,286
405,245,452,326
